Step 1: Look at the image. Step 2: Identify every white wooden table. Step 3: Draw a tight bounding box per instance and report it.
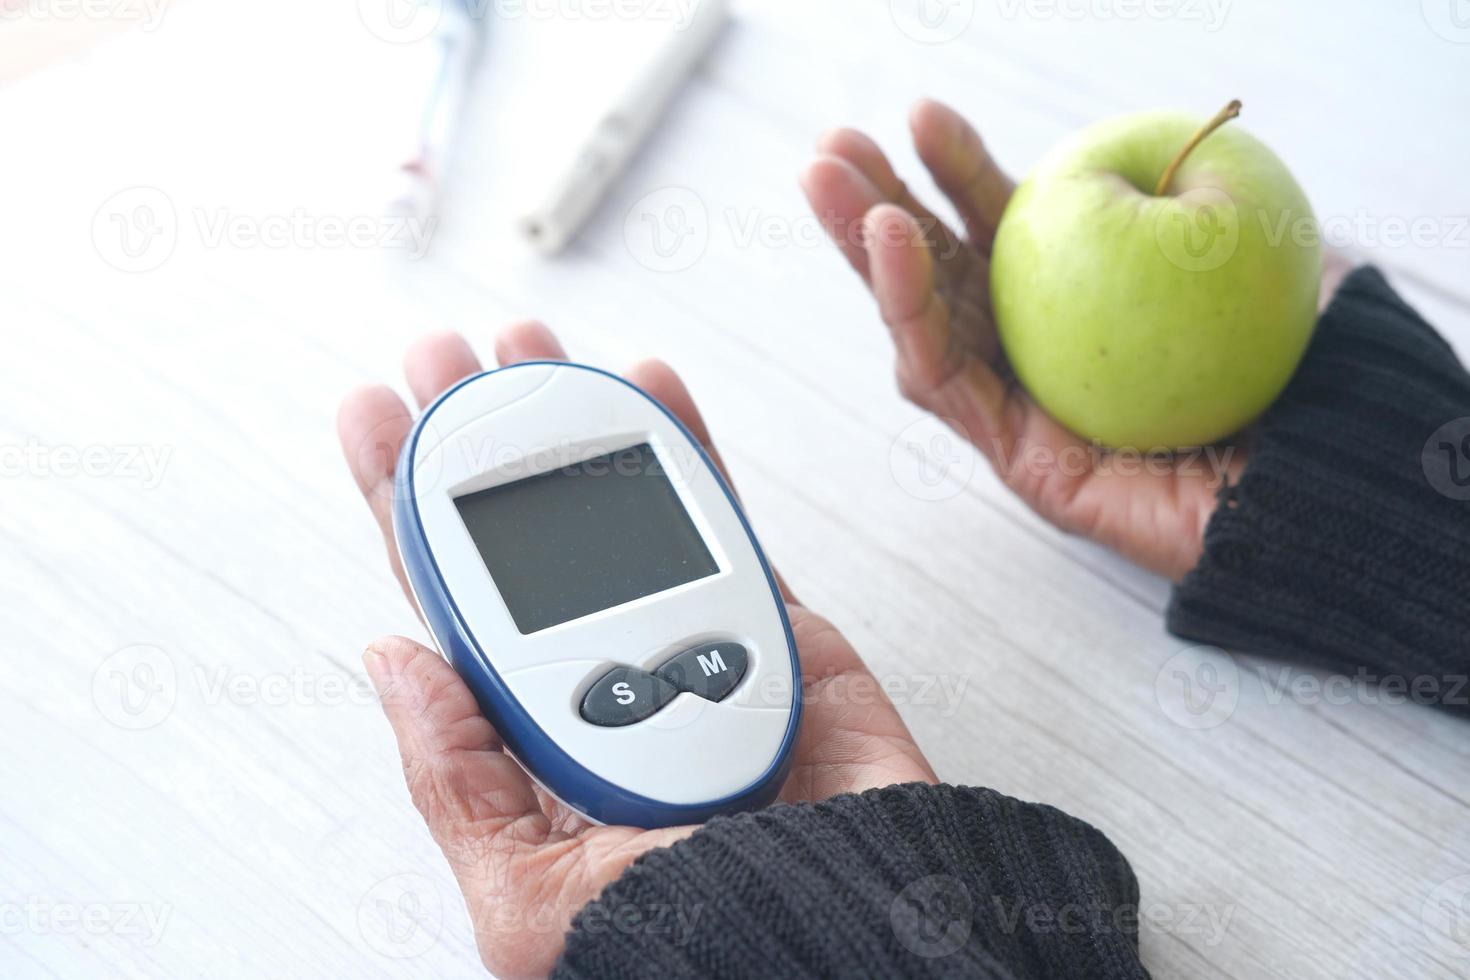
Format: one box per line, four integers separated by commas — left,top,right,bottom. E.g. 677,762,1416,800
2,1,1467,976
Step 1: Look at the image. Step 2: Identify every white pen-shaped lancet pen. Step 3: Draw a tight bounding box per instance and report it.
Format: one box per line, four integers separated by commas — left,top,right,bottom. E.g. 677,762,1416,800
388,0,485,222
518,0,730,255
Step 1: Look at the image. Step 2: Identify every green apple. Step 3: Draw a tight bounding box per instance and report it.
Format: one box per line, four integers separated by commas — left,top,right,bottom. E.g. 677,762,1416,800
990,102,1322,450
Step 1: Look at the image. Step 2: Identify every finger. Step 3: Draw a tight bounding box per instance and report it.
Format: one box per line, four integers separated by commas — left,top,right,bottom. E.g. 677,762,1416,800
909,99,1014,253
799,155,885,281
780,607,938,801
495,319,568,365
337,383,415,596
866,203,952,387
866,203,1019,452
866,205,977,396
625,357,715,447
816,127,963,262
363,636,552,855
405,331,483,410
625,358,801,606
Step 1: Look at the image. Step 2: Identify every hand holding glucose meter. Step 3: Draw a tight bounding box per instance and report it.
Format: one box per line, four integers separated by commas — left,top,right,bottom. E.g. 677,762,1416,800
392,362,800,828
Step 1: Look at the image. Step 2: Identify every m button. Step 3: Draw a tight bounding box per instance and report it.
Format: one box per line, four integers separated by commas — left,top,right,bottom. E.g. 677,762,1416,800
655,642,748,702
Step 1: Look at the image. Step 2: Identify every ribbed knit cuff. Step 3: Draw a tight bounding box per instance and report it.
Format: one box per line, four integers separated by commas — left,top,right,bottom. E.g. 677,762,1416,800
552,783,1147,979
1168,266,1470,710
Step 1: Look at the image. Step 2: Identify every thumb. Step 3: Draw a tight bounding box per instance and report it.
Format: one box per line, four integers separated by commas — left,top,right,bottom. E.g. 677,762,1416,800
363,637,693,979
362,637,550,859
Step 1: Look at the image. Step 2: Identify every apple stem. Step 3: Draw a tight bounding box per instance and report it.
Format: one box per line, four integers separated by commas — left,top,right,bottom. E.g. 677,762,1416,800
1153,99,1242,197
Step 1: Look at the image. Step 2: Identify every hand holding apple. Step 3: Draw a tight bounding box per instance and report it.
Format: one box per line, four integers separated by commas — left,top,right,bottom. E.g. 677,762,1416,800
991,100,1322,449
801,100,1344,580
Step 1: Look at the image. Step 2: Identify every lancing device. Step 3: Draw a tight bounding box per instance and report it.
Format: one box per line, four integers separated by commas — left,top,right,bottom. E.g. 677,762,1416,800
388,0,484,221
517,0,730,254
393,361,800,828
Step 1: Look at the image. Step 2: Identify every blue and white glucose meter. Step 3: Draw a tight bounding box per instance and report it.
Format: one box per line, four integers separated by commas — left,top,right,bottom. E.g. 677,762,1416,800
392,362,800,828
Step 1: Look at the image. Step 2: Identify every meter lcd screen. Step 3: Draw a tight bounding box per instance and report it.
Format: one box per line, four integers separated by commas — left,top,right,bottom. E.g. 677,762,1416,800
453,442,720,634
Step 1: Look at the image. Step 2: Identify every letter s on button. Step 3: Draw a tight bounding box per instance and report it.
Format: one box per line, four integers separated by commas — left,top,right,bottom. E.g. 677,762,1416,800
580,666,678,726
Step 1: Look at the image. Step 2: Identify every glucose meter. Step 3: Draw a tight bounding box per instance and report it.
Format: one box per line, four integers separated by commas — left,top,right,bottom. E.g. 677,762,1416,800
392,362,800,828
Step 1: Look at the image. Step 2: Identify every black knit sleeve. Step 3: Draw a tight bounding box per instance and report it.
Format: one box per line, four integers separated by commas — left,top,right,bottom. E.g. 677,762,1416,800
1167,266,1470,710
552,783,1148,979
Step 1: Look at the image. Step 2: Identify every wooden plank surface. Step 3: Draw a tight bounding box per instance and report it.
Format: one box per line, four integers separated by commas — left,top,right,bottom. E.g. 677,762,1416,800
1,0,1467,976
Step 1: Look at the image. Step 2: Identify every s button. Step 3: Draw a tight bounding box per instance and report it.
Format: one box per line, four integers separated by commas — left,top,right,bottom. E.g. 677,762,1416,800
580,666,678,727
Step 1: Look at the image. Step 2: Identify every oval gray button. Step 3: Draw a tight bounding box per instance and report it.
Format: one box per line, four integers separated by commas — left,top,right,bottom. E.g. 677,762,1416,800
580,666,679,727
655,642,748,702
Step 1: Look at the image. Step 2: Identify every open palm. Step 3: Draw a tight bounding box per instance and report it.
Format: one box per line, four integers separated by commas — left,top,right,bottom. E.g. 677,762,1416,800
337,323,936,978
799,100,1306,579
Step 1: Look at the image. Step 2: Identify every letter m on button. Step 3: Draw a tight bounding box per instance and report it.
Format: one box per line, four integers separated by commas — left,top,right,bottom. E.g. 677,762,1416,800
696,650,728,677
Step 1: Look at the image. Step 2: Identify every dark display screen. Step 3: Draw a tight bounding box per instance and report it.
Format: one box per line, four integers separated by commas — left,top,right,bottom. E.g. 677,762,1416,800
453,443,720,634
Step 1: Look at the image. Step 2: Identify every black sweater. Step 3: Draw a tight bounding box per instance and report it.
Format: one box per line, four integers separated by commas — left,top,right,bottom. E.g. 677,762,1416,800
552,267,1470,978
